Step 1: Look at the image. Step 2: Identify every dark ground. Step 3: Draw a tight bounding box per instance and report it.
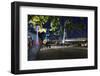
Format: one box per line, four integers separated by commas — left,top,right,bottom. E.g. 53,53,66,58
36,47,88,60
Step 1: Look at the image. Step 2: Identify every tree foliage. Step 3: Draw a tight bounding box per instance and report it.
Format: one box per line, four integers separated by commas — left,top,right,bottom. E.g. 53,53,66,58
50,16,60,32
28,15,86,37
64,17,86,31
29,15,49,33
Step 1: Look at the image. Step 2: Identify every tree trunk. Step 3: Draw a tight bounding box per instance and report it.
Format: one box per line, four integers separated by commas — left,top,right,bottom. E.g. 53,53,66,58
62,20,68,44
36,26,39,47
62,28,65,44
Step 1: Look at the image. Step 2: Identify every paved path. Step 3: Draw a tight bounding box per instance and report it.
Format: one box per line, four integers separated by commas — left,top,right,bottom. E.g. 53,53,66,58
36,47,88,60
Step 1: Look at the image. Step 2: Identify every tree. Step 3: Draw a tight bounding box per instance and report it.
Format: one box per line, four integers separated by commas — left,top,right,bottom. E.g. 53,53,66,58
28,15,86,44
62,17,86,44
28,15,50,47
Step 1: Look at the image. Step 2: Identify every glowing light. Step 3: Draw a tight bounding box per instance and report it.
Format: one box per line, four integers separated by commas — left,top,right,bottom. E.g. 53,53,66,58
36,26,39,47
